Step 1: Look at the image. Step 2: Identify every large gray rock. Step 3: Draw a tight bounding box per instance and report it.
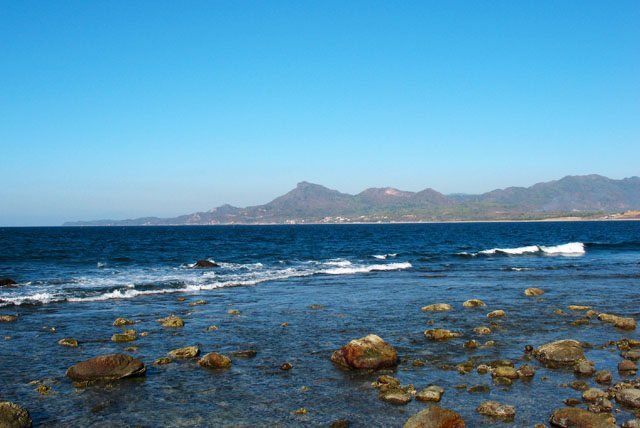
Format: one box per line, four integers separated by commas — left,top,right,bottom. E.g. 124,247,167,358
535,340,585,368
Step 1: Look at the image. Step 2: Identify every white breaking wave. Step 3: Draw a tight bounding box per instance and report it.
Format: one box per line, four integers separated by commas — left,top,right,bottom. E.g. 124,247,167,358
372,253,398,260
322,259,353,267
321,262,412,275
0,259,412,307
461,242,585,257
539,242,585,255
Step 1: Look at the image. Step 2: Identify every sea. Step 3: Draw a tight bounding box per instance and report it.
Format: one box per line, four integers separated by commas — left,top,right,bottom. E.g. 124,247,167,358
1,221,639,426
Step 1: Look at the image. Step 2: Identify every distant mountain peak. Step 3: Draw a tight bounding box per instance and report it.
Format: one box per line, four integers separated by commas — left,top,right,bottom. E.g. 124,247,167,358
63,175,640,226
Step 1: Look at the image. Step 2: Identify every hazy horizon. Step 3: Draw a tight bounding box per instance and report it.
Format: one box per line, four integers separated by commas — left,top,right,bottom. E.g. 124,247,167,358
2,1,639,226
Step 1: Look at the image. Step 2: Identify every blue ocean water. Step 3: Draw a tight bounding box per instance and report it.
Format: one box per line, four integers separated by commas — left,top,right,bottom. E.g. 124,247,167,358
1,222,639,426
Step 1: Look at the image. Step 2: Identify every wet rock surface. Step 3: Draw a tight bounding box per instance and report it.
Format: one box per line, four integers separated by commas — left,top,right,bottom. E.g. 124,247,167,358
198,352,232,369
168,346,200,359
193,259,219,268
0,278,17,287
476,400,515,420
549,407,615,427
331,334,397,370
66,354,146,382
0,401,32,428
535,340,585,368
422,303,453,312
424,329,461,341
403,407,465,428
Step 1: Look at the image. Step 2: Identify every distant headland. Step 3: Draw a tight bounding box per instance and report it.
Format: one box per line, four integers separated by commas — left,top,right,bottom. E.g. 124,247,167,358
64,174,640,226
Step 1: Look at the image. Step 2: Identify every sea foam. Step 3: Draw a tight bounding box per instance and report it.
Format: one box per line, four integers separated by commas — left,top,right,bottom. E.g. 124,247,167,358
0,258,412,307
461,242,585,257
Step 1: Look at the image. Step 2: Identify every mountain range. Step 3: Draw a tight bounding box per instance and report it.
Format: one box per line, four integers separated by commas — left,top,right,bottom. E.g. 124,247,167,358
64,174,640,226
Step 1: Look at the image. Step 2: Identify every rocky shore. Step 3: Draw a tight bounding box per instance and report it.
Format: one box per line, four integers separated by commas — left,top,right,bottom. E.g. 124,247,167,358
2,283,639,428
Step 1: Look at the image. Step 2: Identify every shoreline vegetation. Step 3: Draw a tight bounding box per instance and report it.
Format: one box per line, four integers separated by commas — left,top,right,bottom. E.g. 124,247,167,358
57,212,640,227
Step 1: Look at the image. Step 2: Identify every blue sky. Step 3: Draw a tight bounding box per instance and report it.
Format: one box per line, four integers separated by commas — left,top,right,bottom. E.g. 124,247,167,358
1,1,639,226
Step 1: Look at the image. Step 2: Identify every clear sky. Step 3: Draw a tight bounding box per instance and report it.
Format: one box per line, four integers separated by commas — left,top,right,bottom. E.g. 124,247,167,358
1,1,639,226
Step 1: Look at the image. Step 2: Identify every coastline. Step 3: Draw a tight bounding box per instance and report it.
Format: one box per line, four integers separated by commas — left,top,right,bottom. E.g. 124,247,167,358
54,216,640,227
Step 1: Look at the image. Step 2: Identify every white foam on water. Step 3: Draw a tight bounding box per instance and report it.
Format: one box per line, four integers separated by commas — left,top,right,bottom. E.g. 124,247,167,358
0,259,412,306
479,245,540,255
0,292,61,306
539,242,585,255
372,253,397,260
321,262,412,275
464,242,585,257
322,259,353,267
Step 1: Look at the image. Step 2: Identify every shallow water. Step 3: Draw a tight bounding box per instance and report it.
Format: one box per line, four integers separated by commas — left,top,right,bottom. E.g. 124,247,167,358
1,222,639,426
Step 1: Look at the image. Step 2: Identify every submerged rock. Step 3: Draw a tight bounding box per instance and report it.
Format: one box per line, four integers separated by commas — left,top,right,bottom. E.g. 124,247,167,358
111,330,137,342
198,352,232,369
113,318,134,327
616,388,640,408
168,346,200,359
622,350,640,361
194,259,219,268
487,310,505,318
615,318,637,330
0,278,17,287
492,366,518,380
525,287,544,296
231,350,257,358
331,334,398,370
189,299,208,306
157,315,184,328
464,340,479,349
476,400,515,420
228,309,241,315
372,375,401,392
535,340,585,368
582,388,607,402
618,360,637,373
517,364,536,378
598,313,636,330
403,407,465,428
424,329,461,341
574,359,596,376
58,338,79,348
568,305,591,311
463,299,485,308
549,407,615,427
0,401,32,428
588,397,613,413
595,370,612,384
473,326,491,335
280,362,293,371
422,303,453,312
153,357,173,366
0,315,18,323
379,389,411,405
415,385,444,402
66,354,146,381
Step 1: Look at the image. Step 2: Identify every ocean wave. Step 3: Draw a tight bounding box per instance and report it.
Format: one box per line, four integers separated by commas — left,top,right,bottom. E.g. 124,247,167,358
0,259,412,307
322,259,353,267
459,242,585,257
372,253,397,260
321,262,412,275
